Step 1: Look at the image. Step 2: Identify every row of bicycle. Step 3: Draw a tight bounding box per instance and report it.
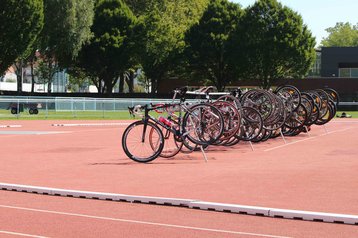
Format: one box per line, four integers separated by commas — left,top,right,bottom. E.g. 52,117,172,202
121,85,339,163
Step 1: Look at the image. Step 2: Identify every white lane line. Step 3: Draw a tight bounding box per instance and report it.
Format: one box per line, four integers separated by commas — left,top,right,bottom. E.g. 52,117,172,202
318,127,353,136
0,230,48,238
0,205,291,238
0,125,22,128
264,127,352,152
264,137,316,152
331,120,358,123
0,131,72,135
52,123,130,127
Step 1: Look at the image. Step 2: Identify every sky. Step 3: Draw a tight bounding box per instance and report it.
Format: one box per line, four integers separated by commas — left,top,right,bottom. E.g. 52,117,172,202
230,0,358,46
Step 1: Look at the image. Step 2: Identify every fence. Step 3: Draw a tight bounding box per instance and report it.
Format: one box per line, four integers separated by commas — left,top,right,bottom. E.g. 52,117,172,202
0,96,356,119
0,96,179,119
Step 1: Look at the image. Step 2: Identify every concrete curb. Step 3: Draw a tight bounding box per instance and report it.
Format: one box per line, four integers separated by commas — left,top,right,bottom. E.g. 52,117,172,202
1,183,357,225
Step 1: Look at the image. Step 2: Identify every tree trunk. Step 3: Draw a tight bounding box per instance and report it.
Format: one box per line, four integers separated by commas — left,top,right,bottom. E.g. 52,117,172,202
47,60,53,95
47,81,52,94
91,77,100,94
17,74,22,95
261,77,270,90
119,73,125,93
124,70,135,93
104,75,113,96
15,60,23,95
30,61,35,94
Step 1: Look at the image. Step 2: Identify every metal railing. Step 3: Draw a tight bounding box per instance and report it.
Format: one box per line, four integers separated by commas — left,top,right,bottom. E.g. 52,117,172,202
0,96,356,119
0,96,181,119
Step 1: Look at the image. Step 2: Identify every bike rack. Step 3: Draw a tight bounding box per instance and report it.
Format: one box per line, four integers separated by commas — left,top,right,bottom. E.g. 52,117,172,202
304,126,311,137
248,141,254,151
200,146,208,163
279,128,287,144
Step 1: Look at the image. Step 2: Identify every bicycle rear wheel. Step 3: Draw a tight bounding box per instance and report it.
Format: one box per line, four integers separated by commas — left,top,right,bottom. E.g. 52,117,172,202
182,103,224,145
122,121,164,163
237,106,263,141
150,127,183,158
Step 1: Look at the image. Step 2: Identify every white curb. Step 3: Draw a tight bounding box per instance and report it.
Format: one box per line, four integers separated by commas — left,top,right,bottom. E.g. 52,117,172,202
1,183,357,225
189,201,270,216
0,183,194,207
270,208,358,225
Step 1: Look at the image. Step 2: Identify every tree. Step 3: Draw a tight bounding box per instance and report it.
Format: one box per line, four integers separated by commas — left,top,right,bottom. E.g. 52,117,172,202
229,0,316,89
0,0,44,92
124,0,147,16
12,49,38,94
185,0,243,91
321,22,358,47
77,0,137,95
139,0,209,93
35,58,53,91
67,67,90,92
38,0,94,93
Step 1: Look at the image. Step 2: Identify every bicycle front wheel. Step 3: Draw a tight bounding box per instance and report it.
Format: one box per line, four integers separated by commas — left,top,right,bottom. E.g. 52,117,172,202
122,121,164,163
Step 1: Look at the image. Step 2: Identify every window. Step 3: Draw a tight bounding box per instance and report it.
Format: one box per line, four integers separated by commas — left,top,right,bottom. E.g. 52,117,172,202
351,68,358,77
339,68,350,77
339,68,358,78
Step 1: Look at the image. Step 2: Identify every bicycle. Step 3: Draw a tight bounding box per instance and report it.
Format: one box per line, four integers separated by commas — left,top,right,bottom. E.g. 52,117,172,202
122,87,224,163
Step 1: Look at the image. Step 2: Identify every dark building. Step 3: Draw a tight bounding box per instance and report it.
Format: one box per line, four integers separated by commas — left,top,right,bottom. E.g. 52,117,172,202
321,47,358,77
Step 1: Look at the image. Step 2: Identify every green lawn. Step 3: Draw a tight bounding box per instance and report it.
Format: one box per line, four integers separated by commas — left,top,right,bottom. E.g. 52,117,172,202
0,109,135,120
336,111,358,118
0,109,165,120
1,109,357,120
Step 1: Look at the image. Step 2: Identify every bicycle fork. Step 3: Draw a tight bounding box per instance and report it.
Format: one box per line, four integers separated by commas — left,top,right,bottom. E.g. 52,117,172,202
141,118,149,143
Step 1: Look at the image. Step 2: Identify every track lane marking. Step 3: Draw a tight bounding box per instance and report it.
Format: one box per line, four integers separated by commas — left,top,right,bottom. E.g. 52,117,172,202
0,205,292,238
0,230,48,238
331,120,358,123
264,127,352,152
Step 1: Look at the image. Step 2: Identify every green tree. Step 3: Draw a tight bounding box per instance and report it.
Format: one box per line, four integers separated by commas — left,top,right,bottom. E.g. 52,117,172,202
38,0,94,93
0,0,44,92
124,0,147,16
139,0,209,93
185,0,243,91
230,0,316,89
321,22,358,47
77,0,137,95
35,58,53,90
67,67,90,92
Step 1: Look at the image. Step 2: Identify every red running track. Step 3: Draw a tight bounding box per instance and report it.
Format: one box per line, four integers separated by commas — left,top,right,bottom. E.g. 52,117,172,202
0,119,357,237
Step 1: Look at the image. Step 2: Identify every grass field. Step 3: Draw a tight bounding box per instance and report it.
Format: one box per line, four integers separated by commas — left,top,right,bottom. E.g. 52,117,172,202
0,110,134,120
336,111,358,118
0,109,357,120
0,109,166,120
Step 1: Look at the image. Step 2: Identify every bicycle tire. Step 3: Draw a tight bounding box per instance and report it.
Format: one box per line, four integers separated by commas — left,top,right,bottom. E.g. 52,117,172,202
182,103,224,145
150,127,183,158
122,121,164,163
